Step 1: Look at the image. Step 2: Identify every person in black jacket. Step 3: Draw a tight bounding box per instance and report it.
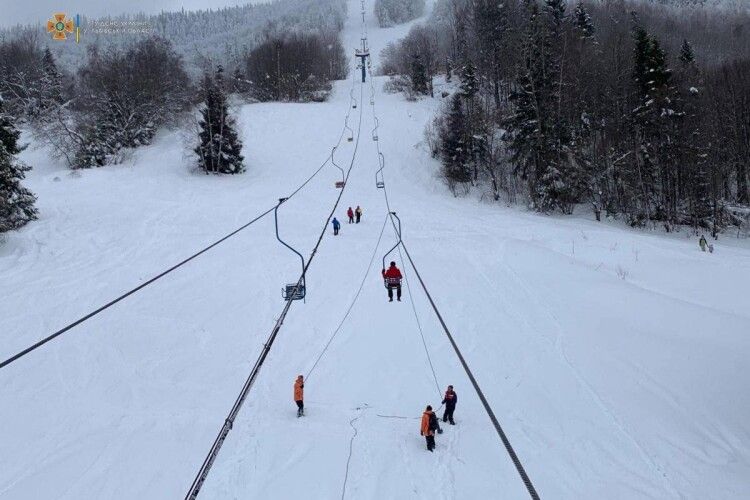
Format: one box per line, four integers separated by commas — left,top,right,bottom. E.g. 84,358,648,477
442,385,457,425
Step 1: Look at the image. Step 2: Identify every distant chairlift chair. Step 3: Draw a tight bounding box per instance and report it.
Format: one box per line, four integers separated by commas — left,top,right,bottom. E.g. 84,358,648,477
375,152,385,189
275,198,306,301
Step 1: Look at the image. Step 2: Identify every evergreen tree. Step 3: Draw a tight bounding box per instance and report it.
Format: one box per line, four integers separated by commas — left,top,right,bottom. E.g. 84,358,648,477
0,96,38,233
195,66,245,174
459,60,479,99
410,54,429,95
440,95,472,190
445,58,452,83
629,26,681,225
40,48,63,108
679,39,695,66
506,0,578,212
573,1,595,39
232,66,249,95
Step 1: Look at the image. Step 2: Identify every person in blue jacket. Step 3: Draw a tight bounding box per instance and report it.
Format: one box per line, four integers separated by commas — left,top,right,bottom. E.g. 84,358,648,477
332,217,341,235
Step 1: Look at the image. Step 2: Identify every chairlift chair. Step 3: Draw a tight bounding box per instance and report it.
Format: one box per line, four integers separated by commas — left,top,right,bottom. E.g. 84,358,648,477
331,147,346,189
382,212,402,289
274,198,306,301
283,283,306,301
375,152,385,189
345,118,354,142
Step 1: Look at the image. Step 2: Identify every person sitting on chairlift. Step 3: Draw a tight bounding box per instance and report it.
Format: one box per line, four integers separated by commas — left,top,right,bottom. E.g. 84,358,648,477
382,261,402,302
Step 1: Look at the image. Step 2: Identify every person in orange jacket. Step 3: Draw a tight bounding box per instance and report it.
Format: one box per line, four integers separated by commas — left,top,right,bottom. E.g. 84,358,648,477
294,375,304,417
420,405,439,452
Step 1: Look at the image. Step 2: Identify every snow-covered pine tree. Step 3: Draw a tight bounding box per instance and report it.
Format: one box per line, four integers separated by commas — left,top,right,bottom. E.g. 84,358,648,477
574,1,595,39
679,39,695,65
629,26,682,226
439,94,472,193
35,47,64,118
675,38,711,229
506,0,578,213
195,66,245,174
458,60,478,99
0,96,38,233
457,59,481,181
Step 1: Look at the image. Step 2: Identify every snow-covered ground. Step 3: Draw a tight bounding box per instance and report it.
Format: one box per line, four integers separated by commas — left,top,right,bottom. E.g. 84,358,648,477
2,0,749,498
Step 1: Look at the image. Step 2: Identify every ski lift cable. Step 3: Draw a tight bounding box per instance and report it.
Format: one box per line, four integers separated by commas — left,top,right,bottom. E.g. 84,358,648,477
367,68,540,500
396,243,442,398
395,230,541,500
184,80,366,500
305,214,389,382
0,62,362,372
365,53,443,404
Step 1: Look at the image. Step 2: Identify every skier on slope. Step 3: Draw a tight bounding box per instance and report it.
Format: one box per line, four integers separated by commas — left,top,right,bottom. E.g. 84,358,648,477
441,385,458,425
699,234,708,252
347,207,354,224
332,217,341,236
382,261,402,302
294,375,304,417
355,205,363,224
420,405,439,452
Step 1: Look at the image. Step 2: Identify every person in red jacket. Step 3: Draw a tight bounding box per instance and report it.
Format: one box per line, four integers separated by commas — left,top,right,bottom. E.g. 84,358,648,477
382,261,402,302
441,385,457,425
347,207,354,224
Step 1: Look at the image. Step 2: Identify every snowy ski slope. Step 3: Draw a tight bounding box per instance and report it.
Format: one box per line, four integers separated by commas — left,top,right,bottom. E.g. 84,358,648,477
1,0,749,498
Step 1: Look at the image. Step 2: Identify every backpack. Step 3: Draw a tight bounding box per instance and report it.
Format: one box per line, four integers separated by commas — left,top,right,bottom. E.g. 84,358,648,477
428,412,439,431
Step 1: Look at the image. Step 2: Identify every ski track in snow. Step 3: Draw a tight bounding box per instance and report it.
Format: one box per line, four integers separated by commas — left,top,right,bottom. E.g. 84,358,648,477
1,0,749,498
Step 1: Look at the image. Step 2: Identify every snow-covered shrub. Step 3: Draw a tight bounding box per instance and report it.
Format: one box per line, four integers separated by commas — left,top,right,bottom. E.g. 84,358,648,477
73,37,190,168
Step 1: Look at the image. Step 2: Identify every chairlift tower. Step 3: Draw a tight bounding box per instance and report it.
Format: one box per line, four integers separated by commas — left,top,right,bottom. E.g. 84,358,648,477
355,37,370,83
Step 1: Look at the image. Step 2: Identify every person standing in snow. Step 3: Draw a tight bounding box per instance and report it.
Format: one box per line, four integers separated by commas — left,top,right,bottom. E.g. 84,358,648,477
441,385,457,425
294,375,304,417
382,261,402,302
421,405,438,452
332,217,341,236
355,205,363,223
699,235,708,252
347,207,354,224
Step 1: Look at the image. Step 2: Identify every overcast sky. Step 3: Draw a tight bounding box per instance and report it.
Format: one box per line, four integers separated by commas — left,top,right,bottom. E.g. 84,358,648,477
4,0,259,27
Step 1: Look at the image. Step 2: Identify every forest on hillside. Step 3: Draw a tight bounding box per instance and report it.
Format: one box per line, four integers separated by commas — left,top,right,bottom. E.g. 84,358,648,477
382,0,750,235
0,0,349,173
